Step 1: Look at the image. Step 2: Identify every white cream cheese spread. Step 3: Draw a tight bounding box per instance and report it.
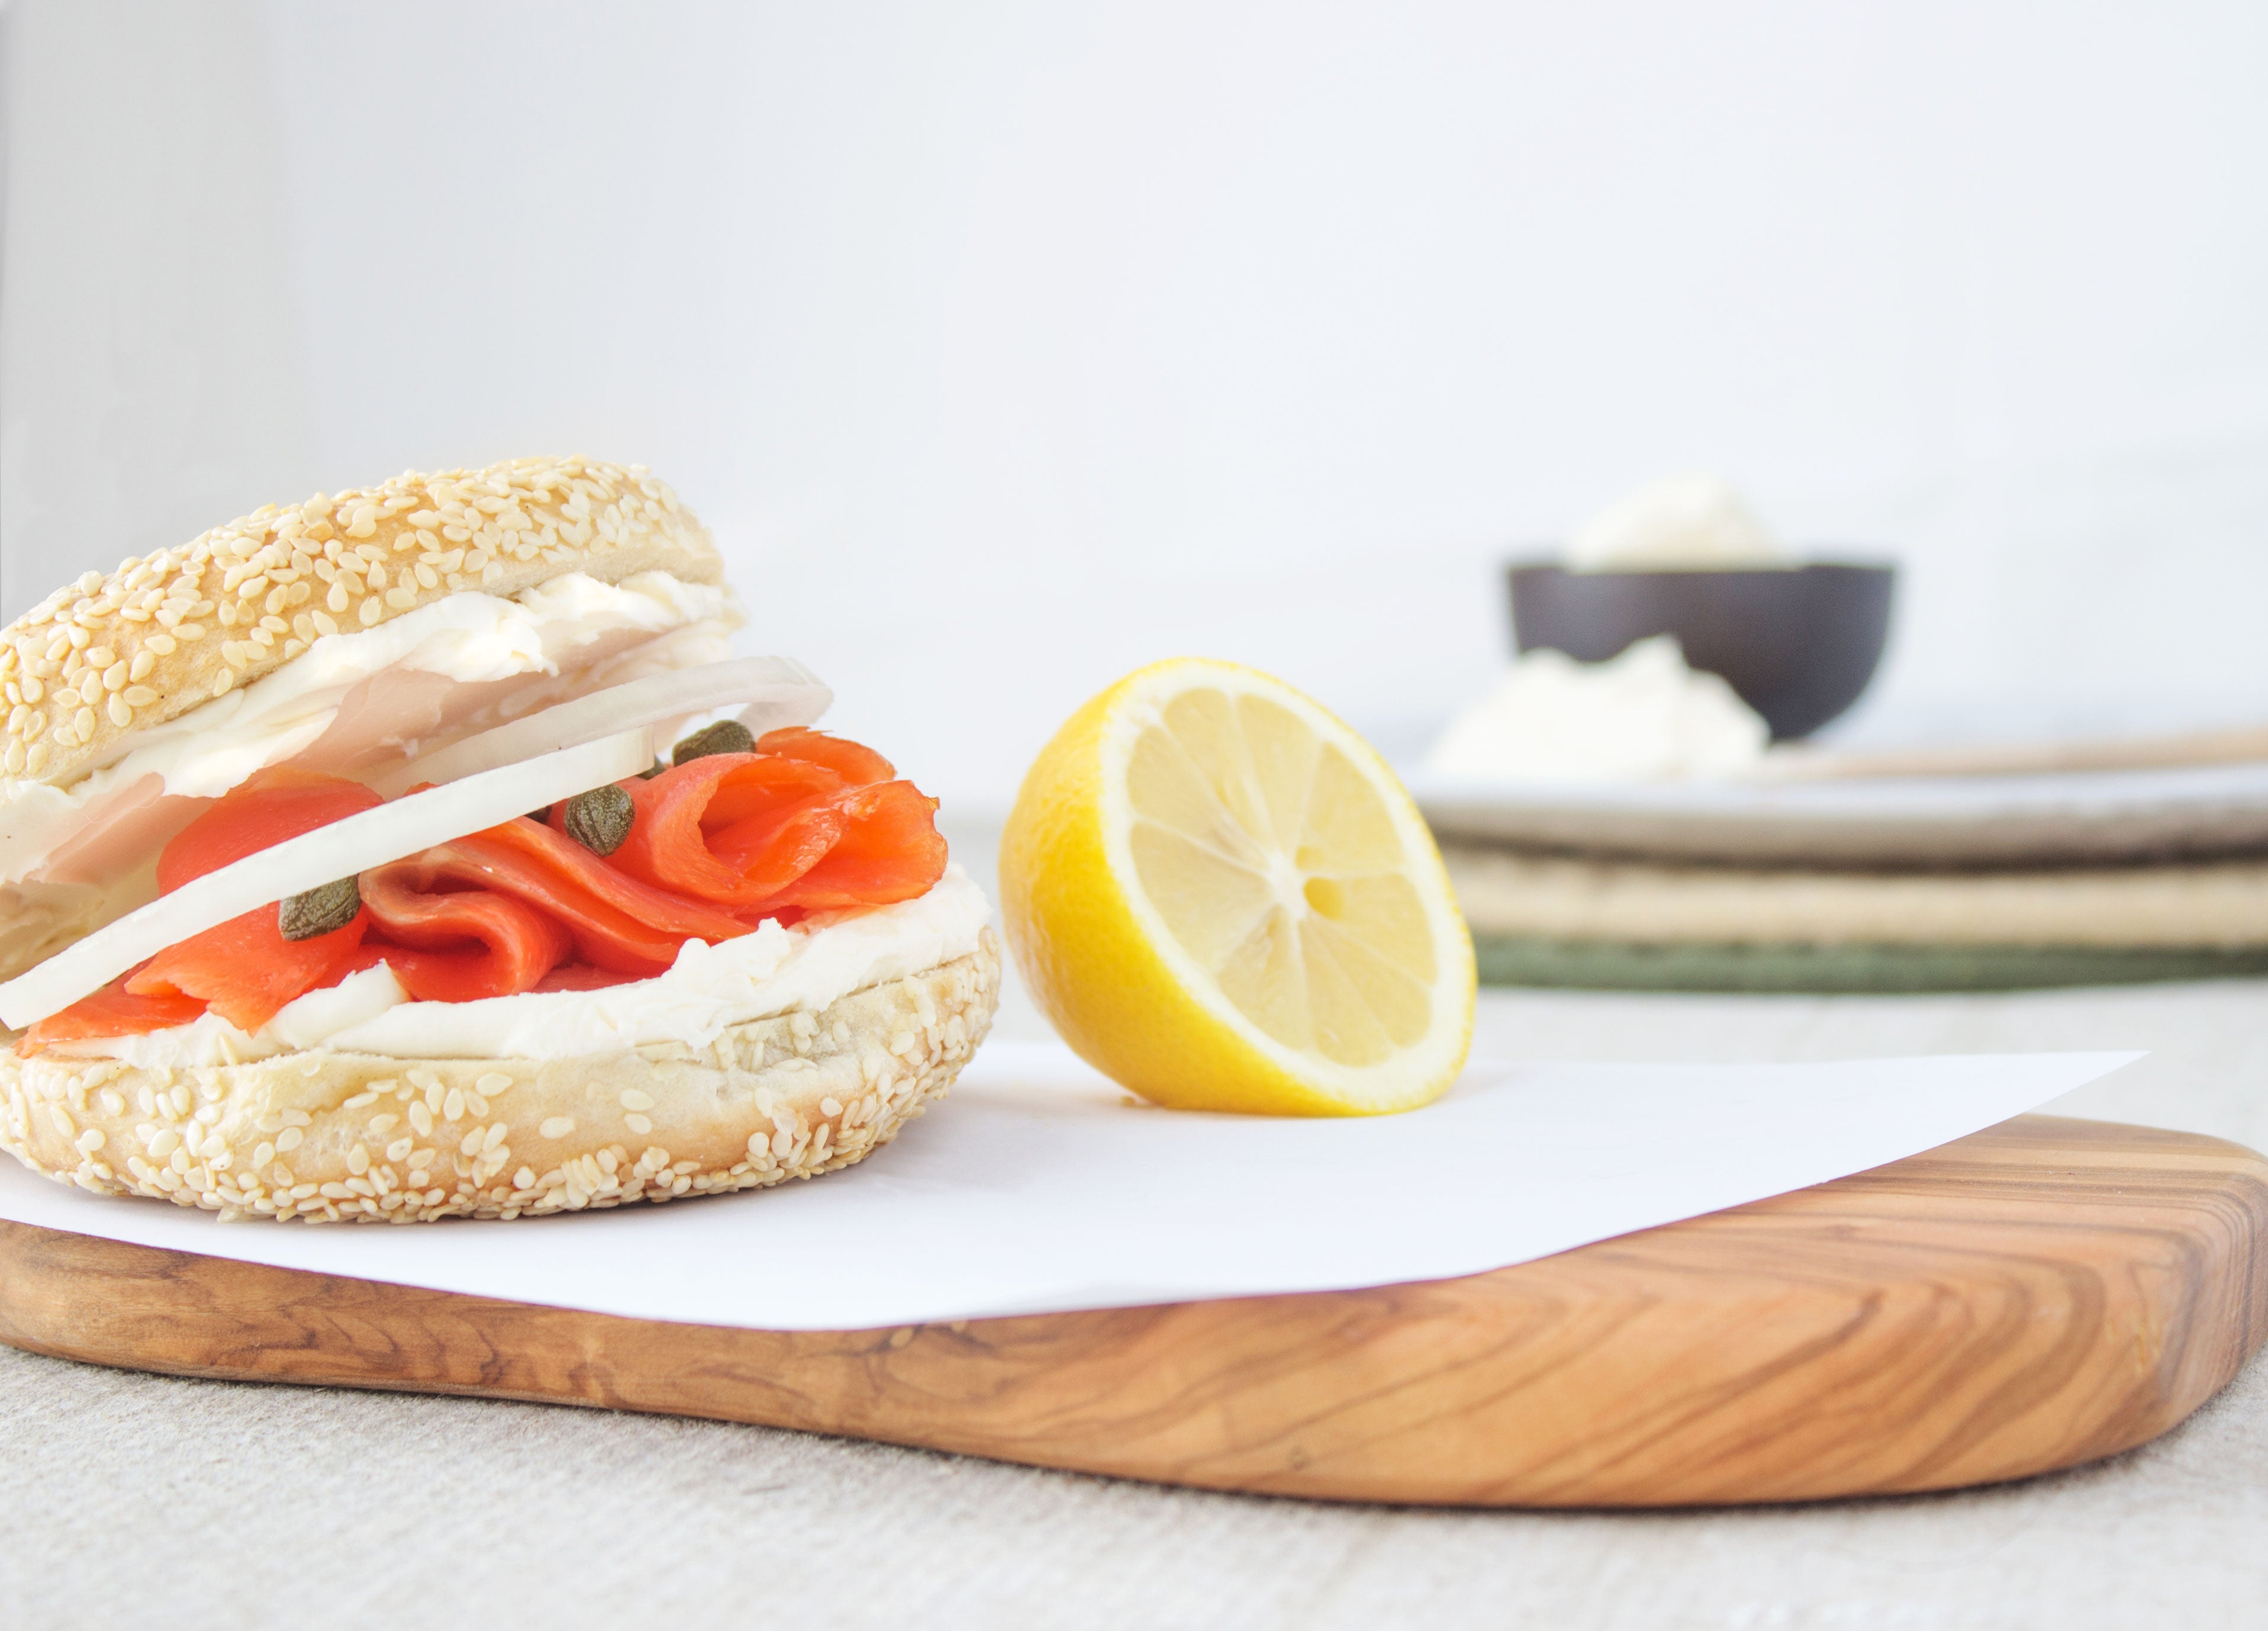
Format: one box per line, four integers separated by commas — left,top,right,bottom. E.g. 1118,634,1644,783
41,868,991,1066
1425,636,1769,784
1565,474,1788,571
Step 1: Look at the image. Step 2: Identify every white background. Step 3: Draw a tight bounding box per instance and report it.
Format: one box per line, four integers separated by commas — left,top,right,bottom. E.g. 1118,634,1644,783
4,1,2265,809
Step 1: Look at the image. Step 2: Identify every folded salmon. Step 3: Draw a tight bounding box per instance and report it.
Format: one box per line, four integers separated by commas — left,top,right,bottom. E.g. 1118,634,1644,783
19,979,208,1052
127,906,373,1033
355,866,575,1003
363,817,752,985
609,728,946,914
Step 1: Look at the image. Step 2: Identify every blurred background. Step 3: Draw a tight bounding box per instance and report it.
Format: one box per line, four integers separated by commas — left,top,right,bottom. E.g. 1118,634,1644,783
4,0,2266,812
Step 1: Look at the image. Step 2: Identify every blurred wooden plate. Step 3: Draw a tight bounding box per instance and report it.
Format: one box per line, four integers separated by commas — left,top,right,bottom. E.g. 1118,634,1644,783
1409,757,2268,867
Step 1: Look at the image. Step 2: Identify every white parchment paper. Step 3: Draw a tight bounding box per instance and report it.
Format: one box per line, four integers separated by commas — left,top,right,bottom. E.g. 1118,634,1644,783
0,1040,2137,1330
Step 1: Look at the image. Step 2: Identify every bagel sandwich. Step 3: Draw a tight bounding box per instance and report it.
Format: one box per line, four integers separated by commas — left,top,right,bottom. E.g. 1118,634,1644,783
0,455,998,1223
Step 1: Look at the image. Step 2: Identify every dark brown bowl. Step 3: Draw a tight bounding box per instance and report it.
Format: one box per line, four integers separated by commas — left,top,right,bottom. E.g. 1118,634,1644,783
1505,559,1896,741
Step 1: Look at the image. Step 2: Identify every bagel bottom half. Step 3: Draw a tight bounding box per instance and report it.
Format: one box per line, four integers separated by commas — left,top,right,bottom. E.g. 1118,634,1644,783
0,932,1000,1224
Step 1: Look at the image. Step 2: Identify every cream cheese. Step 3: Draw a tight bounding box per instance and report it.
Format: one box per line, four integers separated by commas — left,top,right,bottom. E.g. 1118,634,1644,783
0,571,734,892
1425,636,1769,784
1565,474,1788,571
46,868,991,1067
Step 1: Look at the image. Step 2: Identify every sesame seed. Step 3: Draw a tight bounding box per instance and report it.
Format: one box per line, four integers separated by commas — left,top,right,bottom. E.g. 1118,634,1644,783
443,1087,465,1121
539,1117,575,1138
618,1089,655,1111
624,1114,653,1135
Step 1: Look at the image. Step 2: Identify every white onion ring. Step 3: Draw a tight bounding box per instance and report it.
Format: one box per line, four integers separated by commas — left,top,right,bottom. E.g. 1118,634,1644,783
0,729,652,1031
369,656,832,797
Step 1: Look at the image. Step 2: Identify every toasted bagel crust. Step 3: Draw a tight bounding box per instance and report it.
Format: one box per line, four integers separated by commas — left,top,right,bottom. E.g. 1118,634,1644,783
0,455,721,793
0,935,999,1223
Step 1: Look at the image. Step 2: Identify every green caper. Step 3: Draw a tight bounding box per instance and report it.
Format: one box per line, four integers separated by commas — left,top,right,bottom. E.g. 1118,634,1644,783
563,782,636,855
279,876,361,941
671,719,755,766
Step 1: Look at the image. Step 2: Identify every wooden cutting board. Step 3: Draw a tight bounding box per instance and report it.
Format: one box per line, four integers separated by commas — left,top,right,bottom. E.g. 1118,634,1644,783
2,1114,2262,1507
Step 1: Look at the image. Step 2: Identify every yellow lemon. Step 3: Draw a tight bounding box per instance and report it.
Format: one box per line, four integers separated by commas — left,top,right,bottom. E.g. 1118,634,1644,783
1000,658,1476,1116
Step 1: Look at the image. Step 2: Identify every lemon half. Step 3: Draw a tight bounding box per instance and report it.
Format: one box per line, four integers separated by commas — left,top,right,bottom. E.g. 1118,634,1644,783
1001,658,1476,1116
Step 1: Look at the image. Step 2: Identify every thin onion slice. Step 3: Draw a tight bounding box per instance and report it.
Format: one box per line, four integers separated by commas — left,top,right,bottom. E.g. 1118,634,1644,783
0,730,653,1030
368,657,832,797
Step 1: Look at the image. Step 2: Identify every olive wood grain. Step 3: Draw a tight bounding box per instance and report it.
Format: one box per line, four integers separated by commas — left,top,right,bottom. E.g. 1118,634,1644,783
2,1114,2262,1507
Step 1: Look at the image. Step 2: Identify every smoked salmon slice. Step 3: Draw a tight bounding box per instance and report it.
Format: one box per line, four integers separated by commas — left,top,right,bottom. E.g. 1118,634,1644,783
610,754,850,906
357,864,576,1002
126,905,371,1033
755,726,896,786
750,780,946,910
386,818,754,977
159,768,381,892
18,979,208,1054
608,732,944,913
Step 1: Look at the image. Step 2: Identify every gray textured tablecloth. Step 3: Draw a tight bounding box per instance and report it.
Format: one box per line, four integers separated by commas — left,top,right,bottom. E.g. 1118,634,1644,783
6,823,2266,1629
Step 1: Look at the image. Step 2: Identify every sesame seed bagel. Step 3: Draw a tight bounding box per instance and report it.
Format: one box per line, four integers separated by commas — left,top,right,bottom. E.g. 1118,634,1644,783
0,455,721,793
0,934,1000,1224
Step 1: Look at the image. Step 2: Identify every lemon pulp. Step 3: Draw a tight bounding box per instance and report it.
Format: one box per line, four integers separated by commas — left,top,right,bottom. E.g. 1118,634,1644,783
1122,686,1442,1067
